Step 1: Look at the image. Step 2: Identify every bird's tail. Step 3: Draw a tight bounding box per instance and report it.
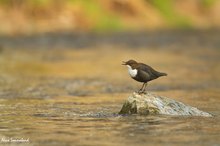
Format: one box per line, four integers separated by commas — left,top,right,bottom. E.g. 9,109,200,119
158,72,167,76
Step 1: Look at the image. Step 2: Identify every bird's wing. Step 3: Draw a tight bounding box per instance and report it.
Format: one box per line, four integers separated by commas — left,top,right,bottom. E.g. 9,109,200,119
138,69,151,81
137,63,159,79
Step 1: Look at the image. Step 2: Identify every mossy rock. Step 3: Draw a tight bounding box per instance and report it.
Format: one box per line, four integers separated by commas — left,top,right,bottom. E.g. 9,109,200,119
119,92,212,117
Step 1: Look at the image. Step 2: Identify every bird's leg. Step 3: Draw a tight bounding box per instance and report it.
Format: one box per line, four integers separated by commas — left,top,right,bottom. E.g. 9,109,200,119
138,83,146,93
142,83,148,93
138,83,148,94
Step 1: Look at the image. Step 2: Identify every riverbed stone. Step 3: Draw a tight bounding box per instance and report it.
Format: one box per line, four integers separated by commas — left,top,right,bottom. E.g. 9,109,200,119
119,92,212,117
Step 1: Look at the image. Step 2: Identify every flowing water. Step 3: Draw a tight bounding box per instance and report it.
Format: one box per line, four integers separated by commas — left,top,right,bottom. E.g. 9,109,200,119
0,31,220,146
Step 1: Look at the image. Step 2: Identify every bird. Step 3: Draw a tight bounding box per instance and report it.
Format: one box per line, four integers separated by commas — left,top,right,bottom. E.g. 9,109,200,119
122,59,167,93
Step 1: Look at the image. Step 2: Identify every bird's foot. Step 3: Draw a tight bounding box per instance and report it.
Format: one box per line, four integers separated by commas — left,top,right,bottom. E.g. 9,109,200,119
137,90,147,95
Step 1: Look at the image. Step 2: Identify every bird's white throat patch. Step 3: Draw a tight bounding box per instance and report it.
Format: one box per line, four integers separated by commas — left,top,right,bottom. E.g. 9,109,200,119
127,65,137,77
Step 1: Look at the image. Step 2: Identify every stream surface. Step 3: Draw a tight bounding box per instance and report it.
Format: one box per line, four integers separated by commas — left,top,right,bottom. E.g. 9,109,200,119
0,31,219,146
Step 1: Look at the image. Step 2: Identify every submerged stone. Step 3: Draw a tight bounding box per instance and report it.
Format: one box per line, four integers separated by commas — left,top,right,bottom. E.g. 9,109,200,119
119,92,212,117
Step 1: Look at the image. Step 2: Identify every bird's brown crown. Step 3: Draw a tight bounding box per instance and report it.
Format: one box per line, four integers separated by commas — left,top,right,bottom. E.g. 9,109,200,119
122,59,137,66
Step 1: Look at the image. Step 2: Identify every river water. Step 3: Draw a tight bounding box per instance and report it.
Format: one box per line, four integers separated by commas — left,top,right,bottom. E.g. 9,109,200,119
0,31,219,146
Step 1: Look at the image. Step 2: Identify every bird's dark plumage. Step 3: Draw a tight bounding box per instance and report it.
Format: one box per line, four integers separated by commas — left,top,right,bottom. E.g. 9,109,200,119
135,63,167,82
122,59,167,93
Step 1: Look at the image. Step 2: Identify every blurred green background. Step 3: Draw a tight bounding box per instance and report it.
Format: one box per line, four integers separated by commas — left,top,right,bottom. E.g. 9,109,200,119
0,0,219,35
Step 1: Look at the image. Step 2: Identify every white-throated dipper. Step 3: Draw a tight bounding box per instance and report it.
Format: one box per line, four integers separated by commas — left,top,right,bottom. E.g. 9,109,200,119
122,59,167,93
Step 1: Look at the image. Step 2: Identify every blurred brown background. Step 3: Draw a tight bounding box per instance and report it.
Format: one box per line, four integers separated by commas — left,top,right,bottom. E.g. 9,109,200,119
0,0,220,35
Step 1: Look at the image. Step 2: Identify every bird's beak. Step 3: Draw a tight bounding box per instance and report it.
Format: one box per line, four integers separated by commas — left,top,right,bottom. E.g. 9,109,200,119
122,61,126,65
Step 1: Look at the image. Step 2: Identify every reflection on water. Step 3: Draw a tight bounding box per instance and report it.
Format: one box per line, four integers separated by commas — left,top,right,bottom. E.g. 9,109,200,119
0,32,220,146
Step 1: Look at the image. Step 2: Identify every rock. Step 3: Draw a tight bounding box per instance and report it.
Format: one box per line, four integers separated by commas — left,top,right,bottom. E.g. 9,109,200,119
119,92,213,117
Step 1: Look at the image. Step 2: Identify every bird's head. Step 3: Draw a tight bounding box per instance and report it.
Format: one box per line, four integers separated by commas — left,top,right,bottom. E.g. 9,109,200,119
122,59,138,67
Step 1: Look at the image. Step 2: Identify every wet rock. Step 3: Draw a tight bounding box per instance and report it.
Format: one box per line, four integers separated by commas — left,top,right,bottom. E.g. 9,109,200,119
119,92,212,117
